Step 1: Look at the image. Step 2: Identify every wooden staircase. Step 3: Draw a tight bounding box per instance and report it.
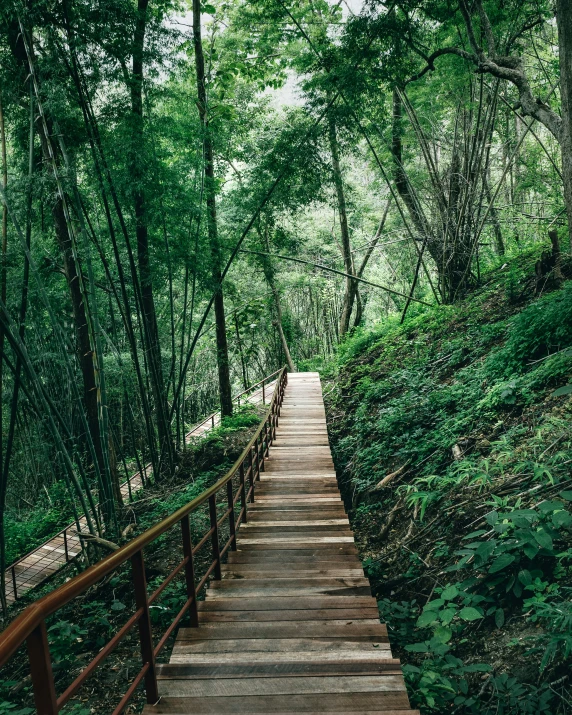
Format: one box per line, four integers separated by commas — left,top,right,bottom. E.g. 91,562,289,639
144,372,418,714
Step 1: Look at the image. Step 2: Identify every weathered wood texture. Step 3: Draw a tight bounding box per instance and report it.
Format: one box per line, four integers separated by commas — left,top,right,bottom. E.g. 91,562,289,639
144,372,417,714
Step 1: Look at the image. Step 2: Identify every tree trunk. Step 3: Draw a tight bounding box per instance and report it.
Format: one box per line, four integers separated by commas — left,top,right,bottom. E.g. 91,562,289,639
0,92,7,614
260,259,296,373
234,312,249,389
483,170,504,255
193,0,233,416
557,0,572,251
327,113,357,338
131,0,174,467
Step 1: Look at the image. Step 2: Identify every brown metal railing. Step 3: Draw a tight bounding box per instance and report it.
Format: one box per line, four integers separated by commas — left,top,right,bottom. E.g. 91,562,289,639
5,367,282,605
0,368,288,715
185,367,283,439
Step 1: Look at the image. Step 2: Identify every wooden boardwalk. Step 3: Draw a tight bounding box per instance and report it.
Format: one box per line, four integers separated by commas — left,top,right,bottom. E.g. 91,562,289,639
145,372,417,714
4,380,274,605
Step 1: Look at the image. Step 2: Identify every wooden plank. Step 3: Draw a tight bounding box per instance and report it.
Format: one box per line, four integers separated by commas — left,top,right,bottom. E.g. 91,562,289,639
177,623,388,639
235,542,359,551
206,581,372,598
156,660,403,678
197,596,378,611
170,643,393,665
222,569,365,579
157,674,406,697
144,693,413,712
171,638,389,654
195,609,381,623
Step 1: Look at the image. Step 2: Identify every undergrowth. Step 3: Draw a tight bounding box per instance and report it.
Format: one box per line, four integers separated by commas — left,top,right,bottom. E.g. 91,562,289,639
325,250,572,714
0,404,263,715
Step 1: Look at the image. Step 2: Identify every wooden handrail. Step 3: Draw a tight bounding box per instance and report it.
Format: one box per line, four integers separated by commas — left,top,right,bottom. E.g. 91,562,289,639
0,367,288,715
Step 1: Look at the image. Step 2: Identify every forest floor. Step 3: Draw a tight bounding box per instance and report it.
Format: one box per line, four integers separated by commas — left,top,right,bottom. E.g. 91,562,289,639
0,405,264,715
323,247,572,714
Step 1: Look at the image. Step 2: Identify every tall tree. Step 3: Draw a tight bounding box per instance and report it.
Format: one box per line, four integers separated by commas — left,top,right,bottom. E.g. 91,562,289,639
557,0,572,250
192,0,233,417
130,0,175,464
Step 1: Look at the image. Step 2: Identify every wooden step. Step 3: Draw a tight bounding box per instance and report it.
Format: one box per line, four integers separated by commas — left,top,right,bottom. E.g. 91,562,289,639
144,373,414,715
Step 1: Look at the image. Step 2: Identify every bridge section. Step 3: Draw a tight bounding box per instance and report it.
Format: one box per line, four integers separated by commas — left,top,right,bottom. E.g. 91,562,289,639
145,373,417,714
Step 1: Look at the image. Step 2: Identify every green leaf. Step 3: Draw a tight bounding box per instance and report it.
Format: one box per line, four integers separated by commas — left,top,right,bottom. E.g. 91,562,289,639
434,626,453,643
461,663,493,673
402,664,421,674
475,541,496,563
462,530,488,540
552,384,572,397
111,600,126,611
459,607,483,621
441,585,459,600
405,642,429,652
523,543,540,559
534,529,553,550
440,608,457,625
417,611,438,627
485,511,499,525
518,569,532,586
559,491,572,501
553,510,572,527
495,608,505,628
202,3,216,13
488,553,516,573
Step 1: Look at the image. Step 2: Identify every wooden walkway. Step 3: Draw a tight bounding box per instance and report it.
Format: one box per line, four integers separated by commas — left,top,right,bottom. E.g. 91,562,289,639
145,372,417,714
4,380,274,605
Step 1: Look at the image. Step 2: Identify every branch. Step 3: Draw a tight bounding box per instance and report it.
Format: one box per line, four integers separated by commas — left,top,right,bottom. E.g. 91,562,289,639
405,47,476,84
240,249,433,306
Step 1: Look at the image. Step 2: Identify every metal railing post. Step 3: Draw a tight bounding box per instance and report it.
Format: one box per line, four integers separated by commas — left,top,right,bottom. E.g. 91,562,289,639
258,434,265,473
240,462,248,523
264,420,271,456
181,516,199,627
11,566,17,600
227,480,237,551
131,550,159,704
63,529,69,562
26,621,58,715
209,495,222,579
249,448,255,502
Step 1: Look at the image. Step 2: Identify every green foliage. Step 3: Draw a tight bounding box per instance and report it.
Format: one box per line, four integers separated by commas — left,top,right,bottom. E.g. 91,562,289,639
486,282,572,377
327,265,572,714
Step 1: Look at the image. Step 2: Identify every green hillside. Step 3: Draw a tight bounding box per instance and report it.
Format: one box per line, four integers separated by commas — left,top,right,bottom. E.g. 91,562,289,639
324,251,572,714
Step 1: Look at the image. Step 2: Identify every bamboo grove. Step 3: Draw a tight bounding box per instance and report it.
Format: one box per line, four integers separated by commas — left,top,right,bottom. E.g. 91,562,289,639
0,0,570,613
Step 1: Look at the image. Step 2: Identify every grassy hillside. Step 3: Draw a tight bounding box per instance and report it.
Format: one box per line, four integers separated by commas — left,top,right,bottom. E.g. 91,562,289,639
323,250,572,714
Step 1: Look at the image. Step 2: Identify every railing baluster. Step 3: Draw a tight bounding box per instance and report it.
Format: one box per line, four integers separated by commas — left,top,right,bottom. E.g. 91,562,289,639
27,621,58,715
249,447,255,501
63,529,69,562
209,495,222,579
240,462,248,523
227,480,237,551
181,516,199,627
131,549,159,705
11,566,17,600
264,420,271,456
259,433,265,473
